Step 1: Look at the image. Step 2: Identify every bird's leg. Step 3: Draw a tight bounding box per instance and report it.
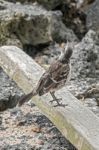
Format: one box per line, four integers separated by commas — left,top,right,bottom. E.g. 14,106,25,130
50,91,62,104
50,91,66,107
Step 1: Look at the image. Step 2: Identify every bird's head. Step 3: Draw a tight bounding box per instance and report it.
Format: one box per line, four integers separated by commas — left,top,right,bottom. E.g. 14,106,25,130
59,41,74,63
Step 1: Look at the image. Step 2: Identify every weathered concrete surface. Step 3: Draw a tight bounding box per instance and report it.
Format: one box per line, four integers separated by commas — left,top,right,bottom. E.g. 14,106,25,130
0,46,99,150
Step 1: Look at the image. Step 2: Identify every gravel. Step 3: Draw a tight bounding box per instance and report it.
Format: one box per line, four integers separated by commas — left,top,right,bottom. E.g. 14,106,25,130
0,102,77,150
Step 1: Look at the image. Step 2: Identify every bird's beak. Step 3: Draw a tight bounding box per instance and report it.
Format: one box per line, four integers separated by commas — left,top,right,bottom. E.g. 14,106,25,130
65,41,69,51
59,43,65,49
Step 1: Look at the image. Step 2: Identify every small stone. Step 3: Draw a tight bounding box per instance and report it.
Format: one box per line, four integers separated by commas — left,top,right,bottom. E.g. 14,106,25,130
35,139,44,145
31,125,41,133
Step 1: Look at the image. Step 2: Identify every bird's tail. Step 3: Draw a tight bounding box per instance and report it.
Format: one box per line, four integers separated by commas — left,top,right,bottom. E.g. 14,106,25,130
18,89,37,107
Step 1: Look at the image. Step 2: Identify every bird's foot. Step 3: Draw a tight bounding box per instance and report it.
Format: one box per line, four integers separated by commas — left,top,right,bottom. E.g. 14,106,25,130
53,103,67,107
50,98,62,103
50,98,67,107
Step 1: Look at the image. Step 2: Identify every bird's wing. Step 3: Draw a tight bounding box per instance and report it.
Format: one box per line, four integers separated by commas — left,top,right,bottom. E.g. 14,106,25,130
48,60,70,83
36,61,70,95
35,72,52,95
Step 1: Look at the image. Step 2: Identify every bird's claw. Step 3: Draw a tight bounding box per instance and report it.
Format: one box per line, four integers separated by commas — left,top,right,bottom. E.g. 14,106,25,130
50,98,67,107
50,98,62,103
53,103,67,107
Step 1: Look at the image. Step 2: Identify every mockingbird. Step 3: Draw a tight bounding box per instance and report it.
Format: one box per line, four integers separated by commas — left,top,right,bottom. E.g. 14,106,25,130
18,42,73,107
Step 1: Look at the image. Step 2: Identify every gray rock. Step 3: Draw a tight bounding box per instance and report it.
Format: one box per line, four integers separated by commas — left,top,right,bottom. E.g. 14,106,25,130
76,0,95,9
85,0,99,32
36,0,63,10
0,67,23,111
67,30,99,116
6,0,93,10
0,1,78,46
71,30,99,79
32,0,94,11
4,0,70,10
0,143,34,150
0,116,2,125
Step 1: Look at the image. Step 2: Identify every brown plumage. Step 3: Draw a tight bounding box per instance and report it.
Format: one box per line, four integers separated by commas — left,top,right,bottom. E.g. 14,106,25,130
18,42,73,107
